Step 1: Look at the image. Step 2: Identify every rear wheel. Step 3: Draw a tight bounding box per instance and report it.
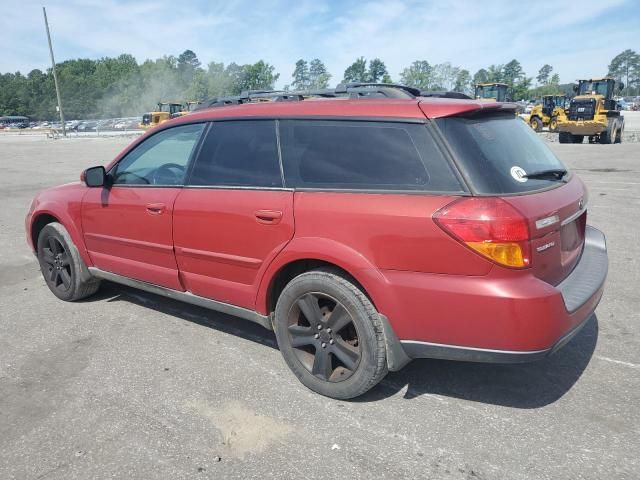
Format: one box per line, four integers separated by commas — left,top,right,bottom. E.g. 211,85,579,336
273,269,387,399
530,116,543,132
570,134,584,144
559,132,571,144
37,222,100,301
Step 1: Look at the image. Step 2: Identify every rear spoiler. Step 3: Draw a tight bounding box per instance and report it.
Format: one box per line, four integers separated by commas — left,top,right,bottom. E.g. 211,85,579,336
419,100,520,119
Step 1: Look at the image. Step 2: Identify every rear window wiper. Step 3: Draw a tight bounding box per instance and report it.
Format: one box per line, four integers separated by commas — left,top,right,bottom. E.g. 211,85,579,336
524,169,568,181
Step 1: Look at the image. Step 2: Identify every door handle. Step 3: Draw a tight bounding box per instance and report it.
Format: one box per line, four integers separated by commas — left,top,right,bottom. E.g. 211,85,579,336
254,210,283,224
146,203,166,215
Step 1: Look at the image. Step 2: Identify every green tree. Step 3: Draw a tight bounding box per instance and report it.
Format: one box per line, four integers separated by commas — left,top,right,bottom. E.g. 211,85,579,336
503,59,523,88
367,58,389,83
536,64,553,85
400,61,432,90
486,64,504,83
608,49,640,95
309,59,331,89
454,69,472,94
343,57,368,83
473,68,489,85
237,60,280,92
291,59,310,90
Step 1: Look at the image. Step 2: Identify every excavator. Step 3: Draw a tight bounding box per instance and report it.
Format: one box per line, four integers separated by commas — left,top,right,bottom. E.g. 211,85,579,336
138,102,184,129
557,77,625,144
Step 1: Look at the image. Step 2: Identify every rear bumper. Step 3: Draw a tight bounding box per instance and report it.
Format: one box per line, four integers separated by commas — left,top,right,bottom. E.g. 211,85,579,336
383,226,607,366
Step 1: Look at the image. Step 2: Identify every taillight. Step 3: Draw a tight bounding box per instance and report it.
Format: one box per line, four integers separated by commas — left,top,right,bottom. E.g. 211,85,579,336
434,197,531,268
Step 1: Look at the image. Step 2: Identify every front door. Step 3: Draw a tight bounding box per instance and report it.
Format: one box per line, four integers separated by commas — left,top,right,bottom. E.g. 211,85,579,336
82,123,205,290
173,120,294,309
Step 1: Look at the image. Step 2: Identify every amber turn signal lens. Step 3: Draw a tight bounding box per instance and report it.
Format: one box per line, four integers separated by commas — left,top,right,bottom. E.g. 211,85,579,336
465,241,529,268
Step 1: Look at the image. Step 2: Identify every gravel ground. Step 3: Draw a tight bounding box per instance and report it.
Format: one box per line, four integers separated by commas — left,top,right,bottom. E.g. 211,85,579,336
0,136,638,480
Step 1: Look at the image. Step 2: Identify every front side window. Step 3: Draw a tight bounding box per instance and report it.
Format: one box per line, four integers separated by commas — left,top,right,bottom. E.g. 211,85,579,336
187,120,282,188
279,120,463,192
112,123,204,186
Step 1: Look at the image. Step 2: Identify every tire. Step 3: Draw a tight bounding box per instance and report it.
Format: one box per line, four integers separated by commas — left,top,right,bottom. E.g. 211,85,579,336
571,134,584,144
600,120,613,144
615,119,623,143
530,116,543,132
549,116,559,132
559,132,571,144
273,269,387,399
37,222,100,301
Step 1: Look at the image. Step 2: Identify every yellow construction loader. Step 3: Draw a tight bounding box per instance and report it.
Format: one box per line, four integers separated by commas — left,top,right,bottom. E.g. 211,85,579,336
526,95,569,132
474,83,509,102
138,102,185,129
557,77,624,144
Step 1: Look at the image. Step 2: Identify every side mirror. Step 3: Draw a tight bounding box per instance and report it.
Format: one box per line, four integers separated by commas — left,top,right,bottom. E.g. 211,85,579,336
573,85,579,93
83,166,106,187
618,82,624,91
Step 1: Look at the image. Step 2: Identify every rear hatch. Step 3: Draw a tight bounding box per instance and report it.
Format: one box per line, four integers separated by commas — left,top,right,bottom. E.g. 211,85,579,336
433,110,586,285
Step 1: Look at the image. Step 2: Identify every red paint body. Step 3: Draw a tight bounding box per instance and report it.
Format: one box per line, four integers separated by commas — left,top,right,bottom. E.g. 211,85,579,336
26,97,605,354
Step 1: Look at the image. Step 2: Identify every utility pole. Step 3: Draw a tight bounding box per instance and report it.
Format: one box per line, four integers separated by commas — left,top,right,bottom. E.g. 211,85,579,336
43,6,66,137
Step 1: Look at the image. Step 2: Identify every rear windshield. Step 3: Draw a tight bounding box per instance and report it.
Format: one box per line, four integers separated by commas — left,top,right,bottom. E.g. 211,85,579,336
435,113,567,194
279,120,464,192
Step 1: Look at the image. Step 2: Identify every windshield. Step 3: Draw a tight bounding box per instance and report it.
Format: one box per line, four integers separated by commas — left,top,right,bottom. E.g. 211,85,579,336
475,85,506,102
578,81,610,96
435,113,568,194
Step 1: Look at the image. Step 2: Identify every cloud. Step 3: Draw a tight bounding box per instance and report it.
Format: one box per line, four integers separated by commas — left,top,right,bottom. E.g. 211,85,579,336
1,0,638,86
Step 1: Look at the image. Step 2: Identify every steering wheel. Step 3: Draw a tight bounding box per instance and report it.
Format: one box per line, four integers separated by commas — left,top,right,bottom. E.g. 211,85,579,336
151,163,185,185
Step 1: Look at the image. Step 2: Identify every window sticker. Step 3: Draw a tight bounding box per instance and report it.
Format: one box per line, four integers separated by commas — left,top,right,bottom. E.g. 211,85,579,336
510,166,527,182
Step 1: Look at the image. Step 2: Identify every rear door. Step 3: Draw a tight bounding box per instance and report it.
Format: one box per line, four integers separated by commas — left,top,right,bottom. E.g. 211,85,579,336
173,120,294,309
434,112,586,285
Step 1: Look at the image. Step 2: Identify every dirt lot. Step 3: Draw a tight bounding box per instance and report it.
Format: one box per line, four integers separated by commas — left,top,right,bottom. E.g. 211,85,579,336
1,135,639,480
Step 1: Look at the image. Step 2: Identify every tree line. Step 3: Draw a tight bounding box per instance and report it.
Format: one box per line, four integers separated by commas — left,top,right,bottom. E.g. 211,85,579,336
1,49,638,120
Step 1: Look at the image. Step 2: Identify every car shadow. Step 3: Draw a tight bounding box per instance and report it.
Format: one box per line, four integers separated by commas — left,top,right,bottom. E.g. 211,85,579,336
86,281,279,349
87,281,598,409
361,315,599,408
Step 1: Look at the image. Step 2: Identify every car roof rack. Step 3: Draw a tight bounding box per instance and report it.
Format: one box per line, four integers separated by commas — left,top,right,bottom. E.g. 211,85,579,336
419,91,472,100
193,83,426,110
335,82,421,98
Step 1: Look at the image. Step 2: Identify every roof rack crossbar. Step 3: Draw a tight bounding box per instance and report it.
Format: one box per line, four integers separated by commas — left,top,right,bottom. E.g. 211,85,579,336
194,83,443,110
336,82,421,97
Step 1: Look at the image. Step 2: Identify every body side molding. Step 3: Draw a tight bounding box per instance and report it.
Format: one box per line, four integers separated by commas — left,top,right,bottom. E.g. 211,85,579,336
88,267,272,330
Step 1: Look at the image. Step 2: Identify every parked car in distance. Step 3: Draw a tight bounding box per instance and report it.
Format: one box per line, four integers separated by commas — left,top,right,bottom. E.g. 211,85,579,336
26,84,608,399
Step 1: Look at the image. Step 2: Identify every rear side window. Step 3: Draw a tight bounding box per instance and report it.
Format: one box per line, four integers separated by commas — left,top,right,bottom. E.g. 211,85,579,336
435,113,567,194
279,120,463,192
188,120,282,187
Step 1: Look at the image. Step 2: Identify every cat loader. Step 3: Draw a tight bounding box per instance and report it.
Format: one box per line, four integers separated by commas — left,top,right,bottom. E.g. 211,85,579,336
527,95,569,132
557,78,624,144
138,102,184,129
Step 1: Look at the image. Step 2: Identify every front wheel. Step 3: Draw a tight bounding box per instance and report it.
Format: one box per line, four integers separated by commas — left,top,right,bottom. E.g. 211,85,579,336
274,270,387,399
37,222,101,301
549,116,559,132
530,116,543,132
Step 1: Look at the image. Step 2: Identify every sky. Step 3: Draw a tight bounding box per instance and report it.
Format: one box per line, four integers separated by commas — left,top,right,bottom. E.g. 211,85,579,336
1,0,639,87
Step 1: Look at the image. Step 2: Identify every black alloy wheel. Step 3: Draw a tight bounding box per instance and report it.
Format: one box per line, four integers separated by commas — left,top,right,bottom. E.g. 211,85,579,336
274,269,388,399
36,222,101,301
287,292,361,382
41,235,73,293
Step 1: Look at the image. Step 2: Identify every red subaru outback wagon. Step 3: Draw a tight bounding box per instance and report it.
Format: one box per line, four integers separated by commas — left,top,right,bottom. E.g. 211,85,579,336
26,84,607,399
